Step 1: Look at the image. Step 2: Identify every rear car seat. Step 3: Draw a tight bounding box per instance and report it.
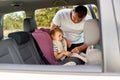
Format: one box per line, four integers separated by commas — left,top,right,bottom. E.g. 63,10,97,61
0,37,24,64
0,21,24,64
8,31,45,64
23,18,50,64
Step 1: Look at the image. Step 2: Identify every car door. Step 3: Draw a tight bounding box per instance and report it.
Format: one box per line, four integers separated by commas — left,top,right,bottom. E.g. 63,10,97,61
99,0,120,72
0,0,120,80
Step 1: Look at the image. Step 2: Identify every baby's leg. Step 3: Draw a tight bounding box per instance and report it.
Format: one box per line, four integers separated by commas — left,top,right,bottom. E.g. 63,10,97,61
63,61,76,65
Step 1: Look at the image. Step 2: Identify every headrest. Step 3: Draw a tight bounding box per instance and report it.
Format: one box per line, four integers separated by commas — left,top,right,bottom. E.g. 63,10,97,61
84,19,100,45
8,32,30,45
40,28,50,34
23,18,37,32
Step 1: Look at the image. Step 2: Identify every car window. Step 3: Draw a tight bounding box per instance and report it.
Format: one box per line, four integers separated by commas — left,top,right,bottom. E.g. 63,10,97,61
35,5,96,28
1,3,103,73
89,4,99,19
3,11,26,37
35,6,64,28
1,0,120,76
34,4,102,70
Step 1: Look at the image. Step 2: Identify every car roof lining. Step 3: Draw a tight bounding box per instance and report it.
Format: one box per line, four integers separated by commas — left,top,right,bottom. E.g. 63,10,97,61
0,0,97,17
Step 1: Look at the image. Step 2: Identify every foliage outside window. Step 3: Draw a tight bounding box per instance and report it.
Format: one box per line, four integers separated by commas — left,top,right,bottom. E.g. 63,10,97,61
3,11,26,36
35,5,97,28
35,6,72,28
92,5,99,19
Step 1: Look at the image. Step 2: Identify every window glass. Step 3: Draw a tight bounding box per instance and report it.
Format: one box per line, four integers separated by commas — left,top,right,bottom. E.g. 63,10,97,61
35,6,71,28
34,4,102,72
0,3,102,73
92,4,99,19
3,11,26,36
35,5,94,28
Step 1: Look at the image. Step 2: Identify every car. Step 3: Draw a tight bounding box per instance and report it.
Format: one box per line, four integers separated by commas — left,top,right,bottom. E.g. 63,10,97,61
0,0,120,80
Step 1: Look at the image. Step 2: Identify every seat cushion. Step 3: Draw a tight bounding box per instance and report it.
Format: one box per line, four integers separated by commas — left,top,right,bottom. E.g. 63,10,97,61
8,31,44,64
0,39,24,64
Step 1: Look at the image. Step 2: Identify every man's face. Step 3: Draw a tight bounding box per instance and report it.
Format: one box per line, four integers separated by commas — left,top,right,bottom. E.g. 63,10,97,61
71,11,85,23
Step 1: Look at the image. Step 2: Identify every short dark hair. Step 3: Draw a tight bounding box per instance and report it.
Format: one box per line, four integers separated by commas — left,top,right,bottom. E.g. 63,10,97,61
73,5,87,18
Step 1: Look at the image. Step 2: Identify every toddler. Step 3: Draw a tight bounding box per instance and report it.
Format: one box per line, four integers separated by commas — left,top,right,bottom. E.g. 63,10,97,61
50,28,87,63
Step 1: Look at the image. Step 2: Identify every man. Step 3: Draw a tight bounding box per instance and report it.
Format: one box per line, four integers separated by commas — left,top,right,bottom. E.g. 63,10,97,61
50,5,91,53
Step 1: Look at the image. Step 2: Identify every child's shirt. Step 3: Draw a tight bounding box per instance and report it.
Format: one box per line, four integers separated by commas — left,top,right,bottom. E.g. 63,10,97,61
53,39,67,60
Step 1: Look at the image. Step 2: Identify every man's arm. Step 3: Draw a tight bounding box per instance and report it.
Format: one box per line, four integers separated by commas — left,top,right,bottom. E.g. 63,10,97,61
78,44,88,52
64,38,72,48
71,44,88,53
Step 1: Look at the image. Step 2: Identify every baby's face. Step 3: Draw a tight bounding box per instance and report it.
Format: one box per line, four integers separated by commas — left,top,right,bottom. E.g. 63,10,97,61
53,31,63,41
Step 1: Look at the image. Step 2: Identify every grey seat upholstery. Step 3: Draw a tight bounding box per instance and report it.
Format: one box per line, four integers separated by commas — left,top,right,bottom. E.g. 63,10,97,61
8,31,45,64
0,22,24,64
23,18,37,32
0,38,24,64
84,19,102,65
23,18,50,64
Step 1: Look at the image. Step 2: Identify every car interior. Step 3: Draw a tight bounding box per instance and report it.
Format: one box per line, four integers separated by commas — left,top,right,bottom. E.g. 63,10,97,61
0,0,103,72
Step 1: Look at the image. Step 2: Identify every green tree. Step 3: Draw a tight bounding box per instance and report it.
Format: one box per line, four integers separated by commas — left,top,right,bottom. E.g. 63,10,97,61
3,11,26,30
35,7,70,28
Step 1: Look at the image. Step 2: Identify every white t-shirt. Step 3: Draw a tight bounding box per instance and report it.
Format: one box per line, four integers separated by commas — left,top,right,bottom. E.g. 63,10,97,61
52,9,92,44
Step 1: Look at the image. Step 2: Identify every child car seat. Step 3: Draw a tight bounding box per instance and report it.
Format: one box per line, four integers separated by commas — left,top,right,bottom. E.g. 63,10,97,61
32,28,85,65
32,29,58,65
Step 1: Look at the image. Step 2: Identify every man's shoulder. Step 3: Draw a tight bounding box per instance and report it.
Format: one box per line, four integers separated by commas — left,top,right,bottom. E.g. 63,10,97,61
57,9,71,14
61,9,71,11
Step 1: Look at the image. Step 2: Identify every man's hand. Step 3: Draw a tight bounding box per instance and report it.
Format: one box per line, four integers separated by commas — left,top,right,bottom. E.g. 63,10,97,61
71,47,81,53
71,44,88,53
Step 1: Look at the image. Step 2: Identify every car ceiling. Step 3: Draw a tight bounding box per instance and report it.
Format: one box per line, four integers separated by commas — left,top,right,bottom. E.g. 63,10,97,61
0,0,97,16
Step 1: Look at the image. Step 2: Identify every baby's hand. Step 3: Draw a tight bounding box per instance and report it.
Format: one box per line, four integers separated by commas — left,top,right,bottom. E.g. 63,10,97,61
62,51,72,57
